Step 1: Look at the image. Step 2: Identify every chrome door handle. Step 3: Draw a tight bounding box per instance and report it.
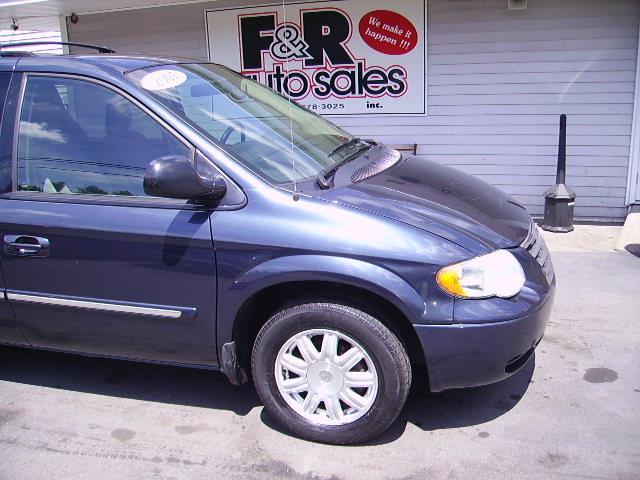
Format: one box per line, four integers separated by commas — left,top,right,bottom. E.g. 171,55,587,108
3,235,50,257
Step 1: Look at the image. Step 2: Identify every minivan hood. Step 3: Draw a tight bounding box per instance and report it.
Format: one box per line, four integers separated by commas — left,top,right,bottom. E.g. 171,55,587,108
316,156,532,254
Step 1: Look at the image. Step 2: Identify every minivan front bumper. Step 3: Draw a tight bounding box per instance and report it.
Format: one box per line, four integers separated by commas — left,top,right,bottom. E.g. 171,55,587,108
415,279,555,392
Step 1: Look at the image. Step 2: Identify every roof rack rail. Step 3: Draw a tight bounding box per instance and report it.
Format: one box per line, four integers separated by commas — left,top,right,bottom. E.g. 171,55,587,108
0,41,116,54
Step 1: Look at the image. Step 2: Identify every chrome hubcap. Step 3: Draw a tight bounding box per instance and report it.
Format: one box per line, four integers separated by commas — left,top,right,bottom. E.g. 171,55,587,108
274,329,378,426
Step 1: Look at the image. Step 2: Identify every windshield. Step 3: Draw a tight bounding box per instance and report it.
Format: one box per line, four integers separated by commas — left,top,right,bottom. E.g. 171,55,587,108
126,63,362,185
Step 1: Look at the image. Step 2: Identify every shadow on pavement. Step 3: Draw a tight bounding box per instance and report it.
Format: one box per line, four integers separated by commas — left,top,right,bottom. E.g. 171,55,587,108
0,345,260,416
625,244,640,258
0,344,534,444
374,354,535,444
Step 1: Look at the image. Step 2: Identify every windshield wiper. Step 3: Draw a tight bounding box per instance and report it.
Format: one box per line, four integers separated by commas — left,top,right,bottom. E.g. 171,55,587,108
317,138,371,188
327,138,363,159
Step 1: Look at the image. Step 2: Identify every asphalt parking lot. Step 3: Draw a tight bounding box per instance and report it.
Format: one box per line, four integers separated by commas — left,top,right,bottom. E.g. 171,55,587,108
1,225,639,480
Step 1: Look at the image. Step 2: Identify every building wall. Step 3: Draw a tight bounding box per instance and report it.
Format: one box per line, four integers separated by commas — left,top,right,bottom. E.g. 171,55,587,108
67,0,640,220
0,28,62,54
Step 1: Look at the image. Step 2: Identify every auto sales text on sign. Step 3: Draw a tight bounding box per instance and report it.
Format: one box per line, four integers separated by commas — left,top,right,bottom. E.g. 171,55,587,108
206,0,426,115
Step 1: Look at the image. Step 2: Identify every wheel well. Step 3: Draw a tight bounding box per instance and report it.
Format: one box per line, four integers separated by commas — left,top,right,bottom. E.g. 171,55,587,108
232,281,427,377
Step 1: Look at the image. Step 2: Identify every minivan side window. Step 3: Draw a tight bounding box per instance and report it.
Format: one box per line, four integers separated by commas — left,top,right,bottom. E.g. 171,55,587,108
0,72,12,194
16,76,190,196
0,72,10,124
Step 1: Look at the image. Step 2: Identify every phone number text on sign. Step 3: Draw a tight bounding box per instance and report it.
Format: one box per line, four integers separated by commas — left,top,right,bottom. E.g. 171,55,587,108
301,102,345,112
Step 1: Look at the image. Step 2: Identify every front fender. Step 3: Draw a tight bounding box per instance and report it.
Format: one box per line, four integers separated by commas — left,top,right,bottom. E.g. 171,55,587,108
216,254,431,353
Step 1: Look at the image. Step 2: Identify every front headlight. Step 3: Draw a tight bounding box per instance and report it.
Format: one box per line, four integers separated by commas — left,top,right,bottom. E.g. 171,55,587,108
436,249,525,299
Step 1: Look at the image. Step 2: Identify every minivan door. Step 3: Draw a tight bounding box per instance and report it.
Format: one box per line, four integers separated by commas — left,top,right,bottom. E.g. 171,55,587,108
0,69,29,346
0,73,218,366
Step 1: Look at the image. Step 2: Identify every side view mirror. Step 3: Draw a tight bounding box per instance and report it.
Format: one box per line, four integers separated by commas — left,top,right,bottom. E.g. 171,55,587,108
143,155,227,202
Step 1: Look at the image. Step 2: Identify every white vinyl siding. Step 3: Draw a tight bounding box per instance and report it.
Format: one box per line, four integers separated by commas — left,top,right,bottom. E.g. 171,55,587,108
0,29,62,54
67,0,640,220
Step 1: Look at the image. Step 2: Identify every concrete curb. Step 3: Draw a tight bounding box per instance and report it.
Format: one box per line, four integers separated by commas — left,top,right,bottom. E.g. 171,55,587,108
615,205,640,255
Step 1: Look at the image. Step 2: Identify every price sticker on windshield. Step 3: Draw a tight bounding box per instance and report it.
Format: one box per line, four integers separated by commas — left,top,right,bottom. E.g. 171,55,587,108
140,69,187,91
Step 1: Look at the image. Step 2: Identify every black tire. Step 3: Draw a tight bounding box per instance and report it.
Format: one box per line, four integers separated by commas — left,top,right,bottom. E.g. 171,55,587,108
251,299,411,445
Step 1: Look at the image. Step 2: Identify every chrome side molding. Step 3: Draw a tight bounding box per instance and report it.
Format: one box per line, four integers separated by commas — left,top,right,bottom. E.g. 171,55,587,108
6,292,185,319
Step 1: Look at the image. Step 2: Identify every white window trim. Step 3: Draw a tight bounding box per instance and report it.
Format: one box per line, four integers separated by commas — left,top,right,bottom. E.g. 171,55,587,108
59,15,69,54
626,27,640,205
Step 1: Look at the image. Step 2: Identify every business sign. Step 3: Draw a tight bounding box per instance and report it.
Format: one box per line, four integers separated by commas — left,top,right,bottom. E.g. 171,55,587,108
205,1,425,115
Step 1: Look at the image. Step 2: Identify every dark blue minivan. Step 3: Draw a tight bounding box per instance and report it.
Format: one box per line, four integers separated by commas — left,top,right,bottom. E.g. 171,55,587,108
0,47,554,444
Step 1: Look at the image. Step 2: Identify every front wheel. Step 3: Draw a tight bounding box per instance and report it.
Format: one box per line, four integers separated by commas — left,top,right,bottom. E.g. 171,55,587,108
251,300,411,444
